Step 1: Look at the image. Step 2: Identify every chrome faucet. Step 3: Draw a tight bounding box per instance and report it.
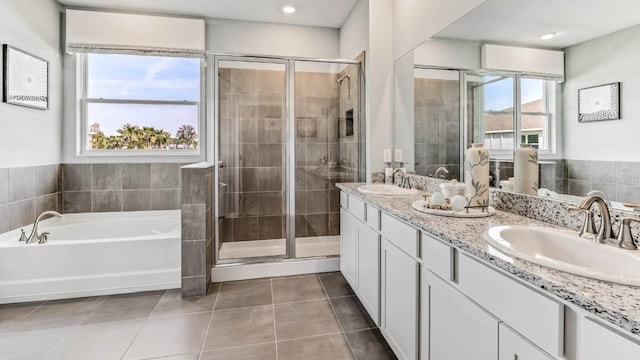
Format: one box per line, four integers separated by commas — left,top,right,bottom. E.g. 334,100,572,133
392,168,411,189
616,215,640,250
20,211,62,244
569,191,613,243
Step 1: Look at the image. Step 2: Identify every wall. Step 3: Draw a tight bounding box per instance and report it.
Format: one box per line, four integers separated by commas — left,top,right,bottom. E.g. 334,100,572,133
340,0,369,60
367,0,394,174
61,163,183,213
563,24,640,162
413,38,482,69
392,0,486,59
0,0,62,168
206,18,340,58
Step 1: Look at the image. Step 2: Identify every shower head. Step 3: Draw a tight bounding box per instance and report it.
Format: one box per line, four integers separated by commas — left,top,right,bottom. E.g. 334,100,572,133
336,75,351,84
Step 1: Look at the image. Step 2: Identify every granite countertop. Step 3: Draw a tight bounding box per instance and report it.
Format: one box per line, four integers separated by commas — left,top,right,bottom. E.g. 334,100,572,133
336,182,640,336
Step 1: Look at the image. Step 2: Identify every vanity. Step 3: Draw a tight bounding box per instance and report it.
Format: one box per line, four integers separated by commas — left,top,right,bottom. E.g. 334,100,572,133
337,183,640,360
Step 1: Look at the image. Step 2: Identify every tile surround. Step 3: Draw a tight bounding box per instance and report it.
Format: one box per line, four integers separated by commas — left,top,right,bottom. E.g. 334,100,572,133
0,164,61,232
181,163,214,297
61,163,183,213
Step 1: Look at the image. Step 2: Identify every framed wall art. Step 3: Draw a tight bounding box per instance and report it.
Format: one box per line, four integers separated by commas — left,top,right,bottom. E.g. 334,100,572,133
2,44,49,110
578,82,620,122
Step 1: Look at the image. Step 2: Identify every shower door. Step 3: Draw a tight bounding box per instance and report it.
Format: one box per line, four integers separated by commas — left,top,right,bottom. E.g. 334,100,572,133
213,55,362,264
215,57,290,262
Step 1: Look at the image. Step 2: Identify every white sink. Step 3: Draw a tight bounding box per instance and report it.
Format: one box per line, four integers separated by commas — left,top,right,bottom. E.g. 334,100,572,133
485,225,640,286
357,184,420,196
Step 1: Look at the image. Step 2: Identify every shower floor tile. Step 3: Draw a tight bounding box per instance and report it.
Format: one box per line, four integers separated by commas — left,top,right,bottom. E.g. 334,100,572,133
0,272,396,360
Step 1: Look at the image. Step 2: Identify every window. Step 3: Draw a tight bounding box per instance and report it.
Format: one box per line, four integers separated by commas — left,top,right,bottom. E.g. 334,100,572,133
79,53,202,153
471,74,557,153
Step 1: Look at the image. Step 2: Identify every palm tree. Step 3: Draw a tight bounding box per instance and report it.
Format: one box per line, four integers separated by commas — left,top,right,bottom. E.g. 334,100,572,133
141,127,157,149
154,129,172,149
90,131,109,150
106,135,125,149
176,124,198,149
117,124,143,149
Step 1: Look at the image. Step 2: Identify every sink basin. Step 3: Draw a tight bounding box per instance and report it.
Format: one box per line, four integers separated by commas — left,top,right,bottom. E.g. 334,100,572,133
485,225,640,286
357,184,420,196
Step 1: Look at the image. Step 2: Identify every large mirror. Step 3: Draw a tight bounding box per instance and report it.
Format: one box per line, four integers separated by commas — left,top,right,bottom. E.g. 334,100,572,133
394,0,640,206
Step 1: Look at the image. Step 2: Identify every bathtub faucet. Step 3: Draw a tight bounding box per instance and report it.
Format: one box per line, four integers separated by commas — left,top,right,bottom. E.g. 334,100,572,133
21,211,62,244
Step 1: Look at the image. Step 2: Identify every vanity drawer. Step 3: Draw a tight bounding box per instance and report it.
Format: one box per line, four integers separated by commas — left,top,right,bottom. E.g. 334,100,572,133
458,253,563,357
349,196,367,222
381,213,419,258
366,206,380,230
340,192,348,209
422,232,454,281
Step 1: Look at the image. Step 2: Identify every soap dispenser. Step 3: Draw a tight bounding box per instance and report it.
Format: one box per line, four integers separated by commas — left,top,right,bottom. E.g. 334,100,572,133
384,162,392,183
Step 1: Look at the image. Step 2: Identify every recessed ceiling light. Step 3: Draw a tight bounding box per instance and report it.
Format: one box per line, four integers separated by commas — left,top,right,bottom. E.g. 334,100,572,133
540,32,556,40
282,6,296,14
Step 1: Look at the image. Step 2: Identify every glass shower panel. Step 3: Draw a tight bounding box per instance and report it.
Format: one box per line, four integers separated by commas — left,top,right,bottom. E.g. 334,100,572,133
414,68,461,180
218,60,287,260
464,72,516,187
294,61,360,258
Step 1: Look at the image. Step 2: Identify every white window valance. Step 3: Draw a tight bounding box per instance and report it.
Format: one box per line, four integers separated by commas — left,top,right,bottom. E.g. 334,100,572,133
481,44,565,81
65,10,206,58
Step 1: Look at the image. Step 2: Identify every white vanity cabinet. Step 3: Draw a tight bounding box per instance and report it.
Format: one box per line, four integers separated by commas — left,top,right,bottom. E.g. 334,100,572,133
340,194,381,324
582,319,640,360
339,189,640,360
424,270,499,360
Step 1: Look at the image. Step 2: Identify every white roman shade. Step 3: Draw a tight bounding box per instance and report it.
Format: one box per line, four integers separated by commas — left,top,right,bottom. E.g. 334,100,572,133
482,44,564,80
65,10,206,58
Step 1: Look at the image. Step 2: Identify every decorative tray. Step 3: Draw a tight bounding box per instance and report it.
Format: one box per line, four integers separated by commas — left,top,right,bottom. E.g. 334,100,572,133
411,200,496,218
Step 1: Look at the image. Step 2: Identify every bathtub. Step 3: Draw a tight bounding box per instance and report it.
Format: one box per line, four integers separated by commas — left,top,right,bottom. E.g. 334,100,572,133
0,210,181,304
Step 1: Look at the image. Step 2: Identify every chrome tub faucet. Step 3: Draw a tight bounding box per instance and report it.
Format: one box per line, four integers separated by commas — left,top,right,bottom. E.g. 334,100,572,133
19,211,62,244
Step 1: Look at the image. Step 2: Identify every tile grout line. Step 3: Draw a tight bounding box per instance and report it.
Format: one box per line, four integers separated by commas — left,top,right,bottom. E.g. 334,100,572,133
271,278,278,360
317,273,358,359
118,291,166,360
40,327,75,360
2,301,46,335
198,283,222,359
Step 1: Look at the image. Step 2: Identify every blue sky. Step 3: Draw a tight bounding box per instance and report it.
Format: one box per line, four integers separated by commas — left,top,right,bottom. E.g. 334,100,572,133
87,54,200,136
484,78,543,111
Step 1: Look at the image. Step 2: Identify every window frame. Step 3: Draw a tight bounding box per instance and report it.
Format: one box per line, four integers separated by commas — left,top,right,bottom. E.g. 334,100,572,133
470,72,558,157
76,53,205,157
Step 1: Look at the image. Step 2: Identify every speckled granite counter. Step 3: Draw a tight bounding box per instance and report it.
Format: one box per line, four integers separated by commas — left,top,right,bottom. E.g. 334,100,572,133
337,182,640,337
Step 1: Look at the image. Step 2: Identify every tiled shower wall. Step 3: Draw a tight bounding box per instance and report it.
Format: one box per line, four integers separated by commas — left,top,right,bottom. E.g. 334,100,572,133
61,163,183,213
0,165,62,233
219,66,360,243
414,78,460,179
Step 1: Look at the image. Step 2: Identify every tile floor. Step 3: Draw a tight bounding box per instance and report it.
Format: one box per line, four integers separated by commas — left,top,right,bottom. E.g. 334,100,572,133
0,272,396,360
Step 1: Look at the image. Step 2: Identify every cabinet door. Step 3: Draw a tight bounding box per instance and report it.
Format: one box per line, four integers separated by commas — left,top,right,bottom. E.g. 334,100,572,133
582,319,640,360
426,271,499,360
357,222,380,324
340,209,357,288
381,238,419,360
499,324,554,360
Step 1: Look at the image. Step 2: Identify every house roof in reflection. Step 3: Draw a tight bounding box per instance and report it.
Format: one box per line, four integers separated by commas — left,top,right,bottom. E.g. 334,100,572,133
485,99,545,133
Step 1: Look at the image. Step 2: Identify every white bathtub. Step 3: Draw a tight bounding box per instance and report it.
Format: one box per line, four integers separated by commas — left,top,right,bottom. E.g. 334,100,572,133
0,210,181,304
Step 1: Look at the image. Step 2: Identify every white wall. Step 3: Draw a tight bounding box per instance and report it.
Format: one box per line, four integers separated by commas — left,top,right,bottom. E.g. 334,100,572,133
0,0,62,168
206,18,340,58
340,0,369,60
392,0,486,59
394,52,416,171
368,0,395,173
414,38,481,69
563,24,640,161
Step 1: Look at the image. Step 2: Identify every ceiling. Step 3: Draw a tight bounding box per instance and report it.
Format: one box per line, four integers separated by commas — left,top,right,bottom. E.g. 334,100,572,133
56,0,359,28
436,0,640,49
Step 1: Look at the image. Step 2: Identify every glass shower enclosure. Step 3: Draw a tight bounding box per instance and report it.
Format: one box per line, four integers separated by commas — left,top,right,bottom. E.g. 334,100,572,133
212,55,363,264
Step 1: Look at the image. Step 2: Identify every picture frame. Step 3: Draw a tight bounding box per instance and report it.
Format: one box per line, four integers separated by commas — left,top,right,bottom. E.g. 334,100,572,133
2,44,49,110
578,82,620,122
